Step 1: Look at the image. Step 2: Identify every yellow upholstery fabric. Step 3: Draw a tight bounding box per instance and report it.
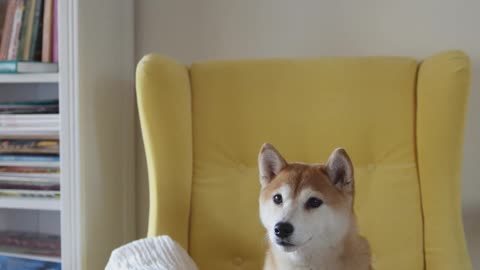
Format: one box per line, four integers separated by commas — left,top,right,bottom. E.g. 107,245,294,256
136,57,192,248
136,51,472,270
417,52,472,270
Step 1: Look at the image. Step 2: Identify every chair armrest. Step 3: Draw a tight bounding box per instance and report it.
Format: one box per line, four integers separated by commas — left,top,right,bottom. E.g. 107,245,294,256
136,54,193,248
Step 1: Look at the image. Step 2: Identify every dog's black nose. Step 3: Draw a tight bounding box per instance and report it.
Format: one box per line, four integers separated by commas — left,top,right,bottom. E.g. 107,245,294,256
274,222,294,239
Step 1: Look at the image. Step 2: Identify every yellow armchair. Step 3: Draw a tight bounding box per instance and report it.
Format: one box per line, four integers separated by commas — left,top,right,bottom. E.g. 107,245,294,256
136,51,472,270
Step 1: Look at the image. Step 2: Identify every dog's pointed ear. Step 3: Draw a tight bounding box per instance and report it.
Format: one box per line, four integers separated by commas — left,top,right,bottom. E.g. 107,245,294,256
258,143,287,188
325,148,354,193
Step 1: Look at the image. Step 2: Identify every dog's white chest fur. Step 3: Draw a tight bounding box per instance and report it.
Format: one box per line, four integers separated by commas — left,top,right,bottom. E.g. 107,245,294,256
265,247,342,270
264,244,372,270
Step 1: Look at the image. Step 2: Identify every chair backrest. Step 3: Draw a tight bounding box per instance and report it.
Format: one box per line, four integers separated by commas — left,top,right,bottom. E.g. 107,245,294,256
136,51,472,270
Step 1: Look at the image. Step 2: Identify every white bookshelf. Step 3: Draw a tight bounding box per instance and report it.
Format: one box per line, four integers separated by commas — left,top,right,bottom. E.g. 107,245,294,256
0,69,61,269
0,1,63,266
0,0,135,268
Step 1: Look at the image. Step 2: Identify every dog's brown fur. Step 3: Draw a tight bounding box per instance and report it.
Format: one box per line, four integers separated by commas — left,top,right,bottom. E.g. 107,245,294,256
259,144,372,270
260,163,347,208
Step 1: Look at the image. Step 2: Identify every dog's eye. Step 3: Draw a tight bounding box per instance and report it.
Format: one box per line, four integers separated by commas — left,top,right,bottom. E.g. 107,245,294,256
273,194,283,205
305,197,323,209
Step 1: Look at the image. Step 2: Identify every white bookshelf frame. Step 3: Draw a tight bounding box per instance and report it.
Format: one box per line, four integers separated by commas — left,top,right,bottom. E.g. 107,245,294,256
58,0,80,269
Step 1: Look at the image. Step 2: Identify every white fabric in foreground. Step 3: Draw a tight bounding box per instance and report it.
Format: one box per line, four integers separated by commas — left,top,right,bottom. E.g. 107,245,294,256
105,235,198,270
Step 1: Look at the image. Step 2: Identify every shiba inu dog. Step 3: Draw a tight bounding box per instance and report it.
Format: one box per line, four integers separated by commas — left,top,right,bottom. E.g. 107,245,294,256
258,143,372,270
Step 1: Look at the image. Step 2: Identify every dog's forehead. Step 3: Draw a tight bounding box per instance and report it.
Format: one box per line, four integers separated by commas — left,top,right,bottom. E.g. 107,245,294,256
283,163,332,194
262,163,337,200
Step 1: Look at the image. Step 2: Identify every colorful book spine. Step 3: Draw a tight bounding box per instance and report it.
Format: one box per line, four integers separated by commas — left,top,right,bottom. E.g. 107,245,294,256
0,120,59,127
7,0,24,60
0,0,8,41
0,189,60,198
20,0,36,60
0,60,59,74
0,255,61,269
0,231,61,255
0,0,16,60
0,183,60,191
0,155,59,162
0,60,18,72
41,0,52,62
0,166,60,173
0,99,58,106
16,0,32,60
28,0,43,61
51,0,57,62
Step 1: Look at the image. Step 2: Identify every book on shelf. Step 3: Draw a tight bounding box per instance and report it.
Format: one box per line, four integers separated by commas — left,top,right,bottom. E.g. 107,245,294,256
0,1,7,43
0,105,58,114
0,134,58,139
0,170,59,180
19,0,35,60
7,0,24,60
16,0,29,60
0,166,59,173
0,231,60,257
0,99,59,114
0,126,58,136
0,60,58,73
0,160,58,168
0,181,59,191
0,151,60,192
0,118,59,128
0,173,58,179
51,0,57,63
0,156,59,196
0,113,59,119
0,0,14,60
0,174,58,182
0,171,59,179
41,0,51,62
0,155,58,162
0,0,58,72
0,166,60,182
0,189,59,198
30,0,43,61
0,98,60,199
0,138,59,154
0,254,61,269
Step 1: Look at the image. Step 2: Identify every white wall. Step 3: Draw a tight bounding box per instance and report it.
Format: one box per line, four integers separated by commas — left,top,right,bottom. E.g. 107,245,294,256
76,0,136,269
135,0,480,267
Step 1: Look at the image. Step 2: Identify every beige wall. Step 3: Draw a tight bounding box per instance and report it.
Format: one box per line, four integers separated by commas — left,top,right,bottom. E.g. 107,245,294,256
134,0,480,267
76,0,136,269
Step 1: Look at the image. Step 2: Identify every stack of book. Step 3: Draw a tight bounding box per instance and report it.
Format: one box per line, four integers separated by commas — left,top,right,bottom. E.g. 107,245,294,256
0,231,61,257
0,99,59,199
0,254,60,269
0,0,58,73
